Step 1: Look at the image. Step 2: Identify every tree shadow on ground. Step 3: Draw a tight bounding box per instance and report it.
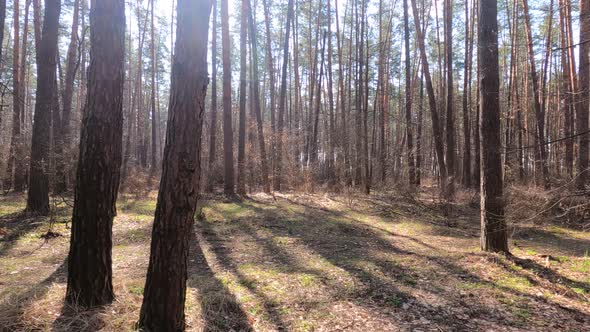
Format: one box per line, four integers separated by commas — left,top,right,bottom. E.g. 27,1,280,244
188,230,253,332
199,195,590,330
0,261,66,331
512,226,590,257
0,212,43,256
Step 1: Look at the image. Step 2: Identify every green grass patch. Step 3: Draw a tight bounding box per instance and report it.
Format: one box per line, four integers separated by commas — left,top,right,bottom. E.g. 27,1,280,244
298,273,318,288
496,275,533,292
128,285,143,295
203,202,255,222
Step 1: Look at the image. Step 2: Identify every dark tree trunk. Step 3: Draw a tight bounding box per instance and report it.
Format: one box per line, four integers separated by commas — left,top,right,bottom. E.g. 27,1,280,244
221,0,234,194
479,0,508,253
27,0,61,215
247,0,271,193
66,0,125,307
578,0,590,189
273,0,294,191
138,0,212,329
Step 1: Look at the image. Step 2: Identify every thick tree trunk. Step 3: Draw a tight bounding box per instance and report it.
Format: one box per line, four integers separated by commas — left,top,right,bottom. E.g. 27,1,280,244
221,0,234,194
66,0,125,307
479,0,508,253
27,0,61,215
138,1,212,329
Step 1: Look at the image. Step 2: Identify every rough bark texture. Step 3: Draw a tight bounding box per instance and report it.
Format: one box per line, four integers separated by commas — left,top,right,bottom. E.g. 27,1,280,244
138,0,212,329
221,0,235,194
479,0,508,253
66,0,126,307
578,0,590,189
27,0,61,215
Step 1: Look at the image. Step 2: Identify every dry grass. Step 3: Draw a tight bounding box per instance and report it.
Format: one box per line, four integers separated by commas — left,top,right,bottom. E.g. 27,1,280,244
1,186,589,331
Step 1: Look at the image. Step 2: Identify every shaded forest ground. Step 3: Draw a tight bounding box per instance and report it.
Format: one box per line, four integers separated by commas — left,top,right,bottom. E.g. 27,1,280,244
0,186,589,331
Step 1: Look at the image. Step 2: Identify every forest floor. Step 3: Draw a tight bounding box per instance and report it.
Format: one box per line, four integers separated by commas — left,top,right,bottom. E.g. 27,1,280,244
0,186,589,331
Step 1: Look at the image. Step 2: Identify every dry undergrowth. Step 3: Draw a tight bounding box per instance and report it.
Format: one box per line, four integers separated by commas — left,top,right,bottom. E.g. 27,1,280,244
0,186,589,331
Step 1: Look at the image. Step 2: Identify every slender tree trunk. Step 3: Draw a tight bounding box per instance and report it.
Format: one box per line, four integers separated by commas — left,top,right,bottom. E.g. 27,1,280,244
417,72,424,185
578,0,590,189
327,0,335,184
6,0,25,192
404,0,416,187
27,0,61,215
522,0,550,188
273,0,294,191
139,0,212,329
221,0,234,194
0,0,5,72
462,0,472,187
310,32,326,165
411,0,447,191
55,0,80,193
149,0,158,175
335,0,350,186
207,0,218,192
66,0,125,307
237,0,248,195
444,0,455,197
262,0,276,135
479,0,508,253
559,0,574,177
247,0,270,193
